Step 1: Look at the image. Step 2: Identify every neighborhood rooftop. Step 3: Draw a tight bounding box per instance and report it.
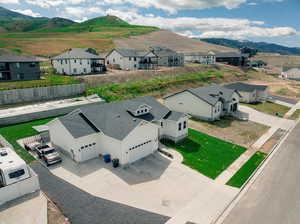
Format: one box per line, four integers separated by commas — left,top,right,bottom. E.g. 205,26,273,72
215,52,242,58
58,96,184,140
0,54,39,62
164,85,238,106
51,48,103,60
224,82,268,92
111,49,149,57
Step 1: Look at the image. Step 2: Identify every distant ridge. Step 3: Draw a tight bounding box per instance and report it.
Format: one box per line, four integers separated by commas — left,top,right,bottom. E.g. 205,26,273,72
201,38,300,56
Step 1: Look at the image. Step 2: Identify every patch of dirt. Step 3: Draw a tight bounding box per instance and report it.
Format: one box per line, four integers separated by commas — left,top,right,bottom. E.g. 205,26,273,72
253,53,300,67
48,200,70,224
260,129,286,153
189,118,270,148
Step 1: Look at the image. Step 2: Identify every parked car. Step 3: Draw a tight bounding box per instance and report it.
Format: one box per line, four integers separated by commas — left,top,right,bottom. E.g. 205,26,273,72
24,142,41,151
35,144,62,166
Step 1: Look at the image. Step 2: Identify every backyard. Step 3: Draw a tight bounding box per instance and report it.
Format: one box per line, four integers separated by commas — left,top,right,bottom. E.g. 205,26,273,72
189,117,269,148
226,151,267,188
242,102,290,117
0,74,80,90
162,128,247,179
0,117,56,163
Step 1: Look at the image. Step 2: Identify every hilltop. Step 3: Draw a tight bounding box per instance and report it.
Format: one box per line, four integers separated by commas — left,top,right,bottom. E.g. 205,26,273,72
201,38,300,56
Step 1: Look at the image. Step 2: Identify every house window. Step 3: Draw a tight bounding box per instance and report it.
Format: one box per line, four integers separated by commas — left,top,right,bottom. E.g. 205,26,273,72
15,63,20,68
83,68,87,73
65,60,68,64
19,73,24,80
129,57,131,61
178,123,182,131
134,57,137,61
183,121,187,129
161,122,163,127
113,58,115,63
9,169,25,179
74,59,77,63
80,60,82,65
29,62,36,67
73,68,77,73
60,60,63,65
62,68,64,73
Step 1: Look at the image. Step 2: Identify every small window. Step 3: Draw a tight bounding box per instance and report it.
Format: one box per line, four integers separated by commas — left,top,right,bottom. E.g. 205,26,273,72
93,143,96,145
129,57,131,61
29,62,36,67
65,60,68,64
15,62,20,68
134,57,137,61
161,122,163,127
178,123,182,131
9,169,25,179
83,68,87,73
85,145,88,148
74,59,77,63
113,58,115,63
89,144,92,147
60,60,63,65
81,146,84,149
80,60,82,65
73,68,77,73
183,121,187,129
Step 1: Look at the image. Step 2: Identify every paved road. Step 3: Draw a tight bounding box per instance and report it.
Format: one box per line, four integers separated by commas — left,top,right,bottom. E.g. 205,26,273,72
30,162,170,224
223,121,300,224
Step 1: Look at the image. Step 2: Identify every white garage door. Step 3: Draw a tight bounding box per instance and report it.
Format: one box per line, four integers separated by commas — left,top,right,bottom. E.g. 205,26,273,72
80,145,99,162
128,140,155,164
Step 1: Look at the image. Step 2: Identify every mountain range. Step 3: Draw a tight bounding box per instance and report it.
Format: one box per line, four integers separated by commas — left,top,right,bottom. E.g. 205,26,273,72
0,6,155,33
201,38,300,56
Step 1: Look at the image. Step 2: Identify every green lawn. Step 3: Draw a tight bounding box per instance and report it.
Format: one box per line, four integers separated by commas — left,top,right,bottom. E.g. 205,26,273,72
0,74,80,90
162,129,247,179
242,102,290,117
289,109,300,120
226,151,267,188
0,117,56,163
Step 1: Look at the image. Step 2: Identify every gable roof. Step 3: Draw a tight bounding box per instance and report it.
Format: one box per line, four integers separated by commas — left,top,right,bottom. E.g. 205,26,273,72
51,48,102,60
109,49,149,58
149,46,178,57
184,51,216,56
224,82,268,92
0,54,39,63
164,85,239,106
57,96,180,141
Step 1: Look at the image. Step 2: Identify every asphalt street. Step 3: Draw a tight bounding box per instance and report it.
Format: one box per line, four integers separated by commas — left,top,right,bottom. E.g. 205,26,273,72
223,121,300,224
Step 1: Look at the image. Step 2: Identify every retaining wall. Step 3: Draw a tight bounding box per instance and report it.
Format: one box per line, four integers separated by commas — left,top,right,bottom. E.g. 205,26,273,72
0,84,86,105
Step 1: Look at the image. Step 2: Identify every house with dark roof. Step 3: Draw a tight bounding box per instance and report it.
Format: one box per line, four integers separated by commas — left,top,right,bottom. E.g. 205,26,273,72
184,51,216,64
163,85,247,121
51,48,106,75
106,49,157,70
149,46,184,67
215,52,248,66
281,66,300,80
47,96,188,164
224,82,269,103
0,54,41,82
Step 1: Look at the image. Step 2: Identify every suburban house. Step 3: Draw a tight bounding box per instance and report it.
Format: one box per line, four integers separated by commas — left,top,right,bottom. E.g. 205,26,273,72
106,49,157,70
281,66,300,80
51,48,106,75
0,147,40,205
0,54,41,82
164,85,246,121
149,46,184,67
215,52,248,66
47,96,189,164
224,82,269,103
184,51,216,64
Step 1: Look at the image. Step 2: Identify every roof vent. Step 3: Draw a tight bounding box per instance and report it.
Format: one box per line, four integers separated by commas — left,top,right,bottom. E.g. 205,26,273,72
219,91,223,95
133,118,137,122
116,114,121,118
0,150,8,157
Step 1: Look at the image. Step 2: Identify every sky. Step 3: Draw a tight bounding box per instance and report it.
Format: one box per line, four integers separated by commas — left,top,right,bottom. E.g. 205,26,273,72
0,0,299,47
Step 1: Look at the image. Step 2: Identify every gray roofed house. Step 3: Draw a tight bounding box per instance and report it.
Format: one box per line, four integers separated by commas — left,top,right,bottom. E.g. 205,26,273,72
184,51,216,65
51,48,106,75
164,85,247,121
215,51,248,66
148,46,184,67
110,49,149,57
224,82,269,103
0,54,41,82
48,96,189,164
281,66,300,81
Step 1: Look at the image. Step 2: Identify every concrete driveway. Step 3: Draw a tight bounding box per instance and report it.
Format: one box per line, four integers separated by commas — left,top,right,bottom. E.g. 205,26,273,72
239,105,294,130
48,151,239,224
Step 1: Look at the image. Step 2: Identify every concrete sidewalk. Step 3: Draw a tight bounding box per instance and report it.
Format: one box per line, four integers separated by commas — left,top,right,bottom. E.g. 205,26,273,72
284,101,300,118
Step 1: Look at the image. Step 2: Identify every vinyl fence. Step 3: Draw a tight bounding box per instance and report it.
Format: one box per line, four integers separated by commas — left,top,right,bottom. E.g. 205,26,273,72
0,83,85,105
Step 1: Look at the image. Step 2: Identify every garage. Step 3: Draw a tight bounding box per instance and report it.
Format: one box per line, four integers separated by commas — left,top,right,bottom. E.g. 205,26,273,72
128,140,155,164
78,143,99,162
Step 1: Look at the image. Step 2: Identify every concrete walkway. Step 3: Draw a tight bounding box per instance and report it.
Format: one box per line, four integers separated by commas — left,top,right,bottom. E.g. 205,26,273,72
0,192,47,224
284,101,300,118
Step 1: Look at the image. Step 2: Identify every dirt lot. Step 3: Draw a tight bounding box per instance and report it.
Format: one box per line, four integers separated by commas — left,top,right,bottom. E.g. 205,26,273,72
189,117,270,148
253,53,300,67
260,129,286,153
48,200,70,224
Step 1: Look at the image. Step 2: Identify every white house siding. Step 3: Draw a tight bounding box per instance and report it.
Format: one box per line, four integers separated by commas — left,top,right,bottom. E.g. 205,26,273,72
122,121,159,164
222,92,240,115
282,68,300,80
159,117,189,142
184,55,216,65
164,91,217,120
238,91,256,103
52,59,93,75
48,119,77,157
106,50,142,70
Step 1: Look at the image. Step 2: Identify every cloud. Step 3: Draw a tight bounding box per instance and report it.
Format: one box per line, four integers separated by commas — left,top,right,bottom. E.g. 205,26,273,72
101,0,247,13
0,0,19,4
11,9,42,17
64,6,104,18
26,0,87,8
106,8,298,39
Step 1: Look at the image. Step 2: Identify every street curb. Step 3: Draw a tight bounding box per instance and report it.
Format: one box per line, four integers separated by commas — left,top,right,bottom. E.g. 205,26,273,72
212,118,300,224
